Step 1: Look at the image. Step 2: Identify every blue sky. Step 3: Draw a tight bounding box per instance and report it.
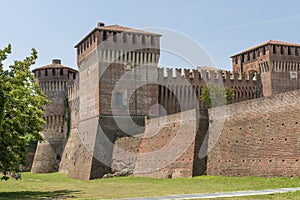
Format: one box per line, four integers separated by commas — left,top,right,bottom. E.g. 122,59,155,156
1,0,300,70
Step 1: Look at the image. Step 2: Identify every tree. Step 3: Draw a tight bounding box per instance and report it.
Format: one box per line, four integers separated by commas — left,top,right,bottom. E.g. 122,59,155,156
0,44,49,179
200,84,234,108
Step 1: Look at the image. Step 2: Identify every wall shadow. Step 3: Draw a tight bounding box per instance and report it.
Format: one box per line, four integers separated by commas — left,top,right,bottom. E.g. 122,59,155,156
0,190,80,199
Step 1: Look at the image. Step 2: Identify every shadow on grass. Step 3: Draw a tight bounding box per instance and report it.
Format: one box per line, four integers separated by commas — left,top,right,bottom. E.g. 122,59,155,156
0,190,81,199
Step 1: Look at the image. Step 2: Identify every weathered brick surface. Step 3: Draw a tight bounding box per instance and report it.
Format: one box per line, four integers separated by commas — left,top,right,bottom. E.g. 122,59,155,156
133,109,198,178
31,60,78,173
112,136,141,173
207,90,300,177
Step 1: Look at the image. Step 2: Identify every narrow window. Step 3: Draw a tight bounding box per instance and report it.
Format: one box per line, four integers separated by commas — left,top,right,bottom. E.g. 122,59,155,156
142,35,145,44
253,51,256,59
132,34,136,44
103,31,107,41
52,68,56,76
73,73,76,79
151,36,155,45
296,48,299,56
123,33,127,43
288,46,291,55
235,57,238,64
273,45,276,54
247,53,250,61
38,70,41,77
45,69,48,76
280,46,284,54
113,32,117,42
241,55,244,63
60,69,64,76
262,46,266,55
115,93,122,106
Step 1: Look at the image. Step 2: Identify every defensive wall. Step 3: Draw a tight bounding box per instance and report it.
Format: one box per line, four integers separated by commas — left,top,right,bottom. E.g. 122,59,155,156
207,89,300,177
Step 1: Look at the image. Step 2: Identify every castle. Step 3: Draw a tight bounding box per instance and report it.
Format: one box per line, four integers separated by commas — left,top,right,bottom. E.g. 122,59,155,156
30,22,300,180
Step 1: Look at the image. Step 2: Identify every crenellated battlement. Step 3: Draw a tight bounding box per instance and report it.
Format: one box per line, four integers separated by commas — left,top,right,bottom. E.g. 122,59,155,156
156,67,261,114
157,67,258,82
31,60,78,174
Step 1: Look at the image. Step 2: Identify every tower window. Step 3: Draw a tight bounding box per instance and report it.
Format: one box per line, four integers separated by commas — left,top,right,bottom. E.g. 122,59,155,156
235,57,238,64
273,45,276,54
113,32,117,42
280,46,284,54
253,51,256,59
262,46,266,55
52,68,56,76
241,55,244,63
45,69,48,76
103,31,107,41
142,35,146,44
288,47,291,55
132,34,136,44
73,73,76,79
123,33,127,43
151,36,155,45
296,48,299,56
38,70,41,77
60,69,64,76
115,93,122,106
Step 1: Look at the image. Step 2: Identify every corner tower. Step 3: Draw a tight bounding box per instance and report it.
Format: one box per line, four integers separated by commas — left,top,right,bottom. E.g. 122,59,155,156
231,40,300,96
60,22,161,180
31,59,78,173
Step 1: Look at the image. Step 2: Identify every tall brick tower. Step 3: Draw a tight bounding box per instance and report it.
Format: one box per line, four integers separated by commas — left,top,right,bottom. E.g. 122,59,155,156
31,59,78,173
231,40,300,96
59,22,161,180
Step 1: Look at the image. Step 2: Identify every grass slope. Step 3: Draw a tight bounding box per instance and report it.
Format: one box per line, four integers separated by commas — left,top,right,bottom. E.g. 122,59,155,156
0,173,300,199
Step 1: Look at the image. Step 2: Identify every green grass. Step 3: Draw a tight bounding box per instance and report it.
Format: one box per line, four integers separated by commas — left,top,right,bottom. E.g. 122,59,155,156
210,191,300,200
1,173,300,199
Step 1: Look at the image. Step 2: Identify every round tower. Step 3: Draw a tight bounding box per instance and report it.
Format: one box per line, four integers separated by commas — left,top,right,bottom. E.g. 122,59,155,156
31,59,78,173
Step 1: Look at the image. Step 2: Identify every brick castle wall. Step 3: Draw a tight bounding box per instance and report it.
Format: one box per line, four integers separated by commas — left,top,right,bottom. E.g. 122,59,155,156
207,89,300,177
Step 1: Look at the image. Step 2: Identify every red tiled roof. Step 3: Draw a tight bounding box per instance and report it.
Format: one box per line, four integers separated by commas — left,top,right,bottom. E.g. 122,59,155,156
33,64,78,72
231,40,300,57
74,23,161,48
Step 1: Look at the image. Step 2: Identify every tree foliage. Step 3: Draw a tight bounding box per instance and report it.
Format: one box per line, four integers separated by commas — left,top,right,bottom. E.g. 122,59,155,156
200,84,234,108
0,45,49,179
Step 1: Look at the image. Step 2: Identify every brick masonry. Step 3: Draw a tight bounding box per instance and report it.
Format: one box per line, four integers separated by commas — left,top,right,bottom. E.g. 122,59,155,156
133,110,198,178
31,23,300,180
207,89,300,177
111,109,201,178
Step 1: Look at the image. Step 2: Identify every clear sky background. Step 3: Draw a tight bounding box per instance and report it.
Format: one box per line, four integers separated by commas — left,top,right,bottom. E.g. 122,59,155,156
1,0,300,70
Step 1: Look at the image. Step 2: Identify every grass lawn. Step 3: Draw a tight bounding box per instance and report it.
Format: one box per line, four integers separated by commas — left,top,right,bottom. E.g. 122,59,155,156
1,173,300,199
